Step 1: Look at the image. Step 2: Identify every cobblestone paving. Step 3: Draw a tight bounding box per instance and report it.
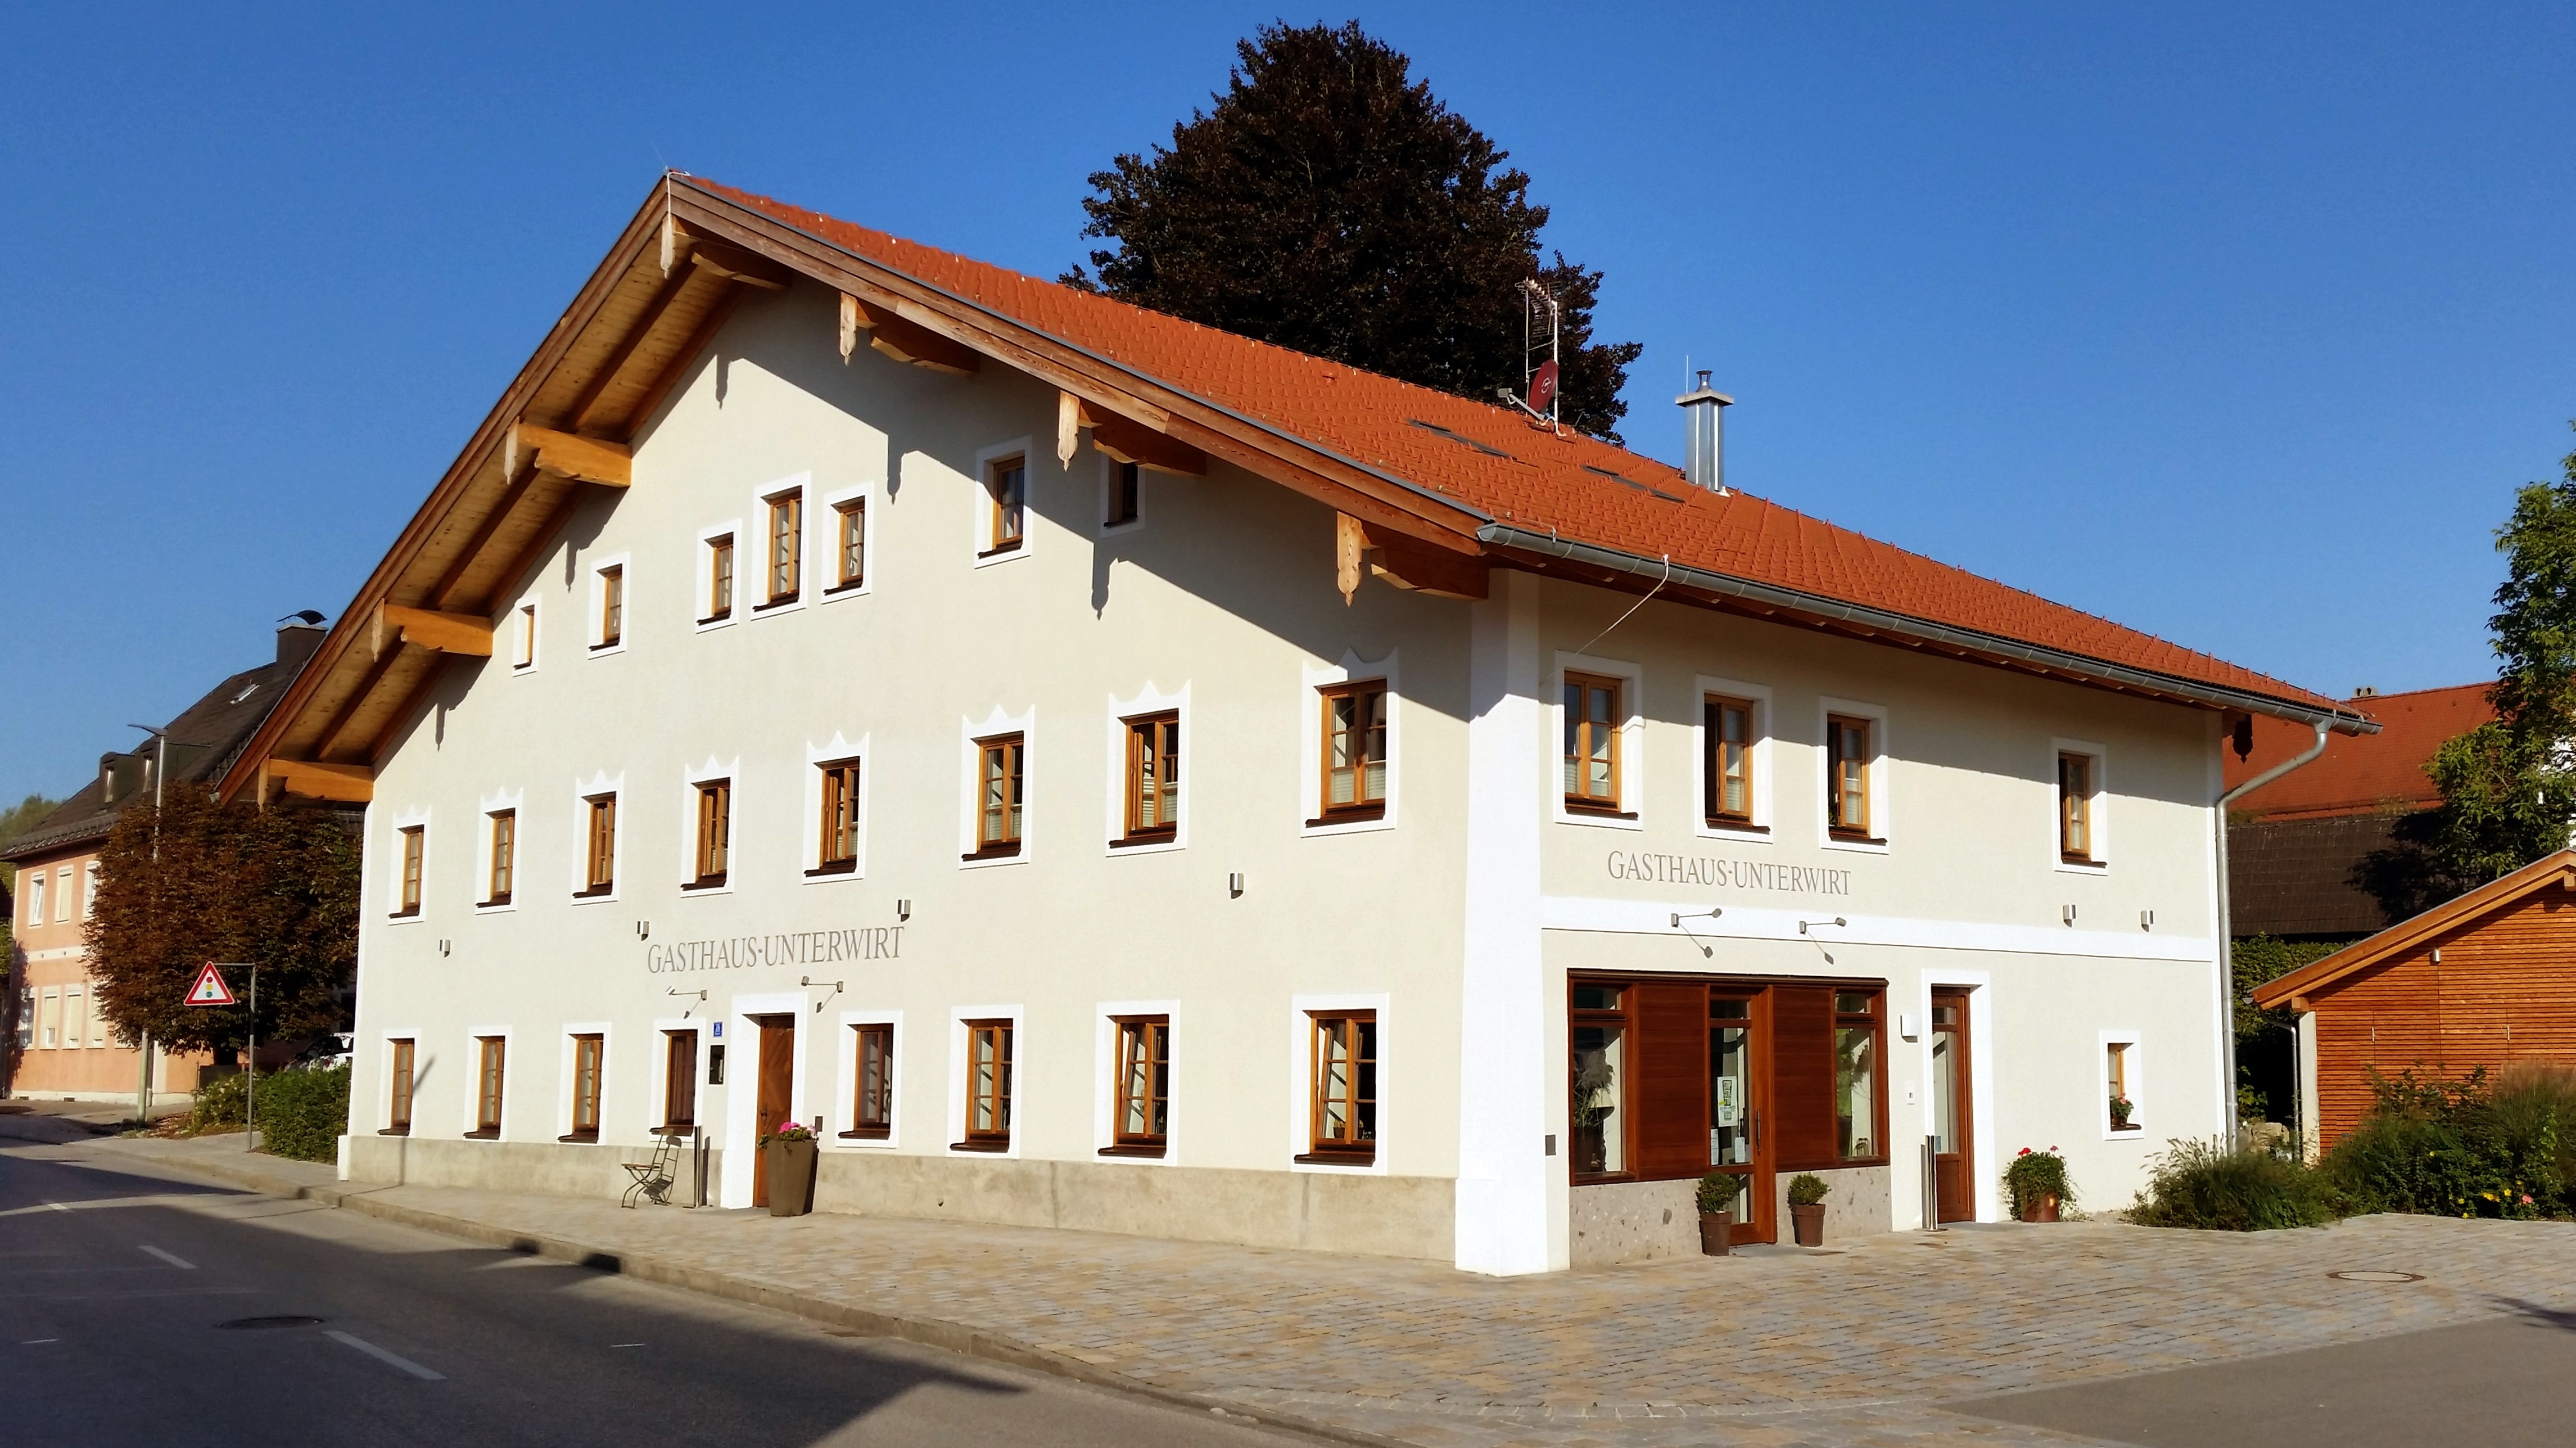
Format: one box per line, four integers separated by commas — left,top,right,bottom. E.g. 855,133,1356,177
82,1138,2576,1447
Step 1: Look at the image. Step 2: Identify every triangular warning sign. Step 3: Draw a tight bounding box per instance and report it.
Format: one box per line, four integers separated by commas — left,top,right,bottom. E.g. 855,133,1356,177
187,962,238,1007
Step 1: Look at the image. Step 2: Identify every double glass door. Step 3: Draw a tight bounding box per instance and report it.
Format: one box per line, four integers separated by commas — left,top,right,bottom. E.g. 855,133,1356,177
1707,993,1773,1243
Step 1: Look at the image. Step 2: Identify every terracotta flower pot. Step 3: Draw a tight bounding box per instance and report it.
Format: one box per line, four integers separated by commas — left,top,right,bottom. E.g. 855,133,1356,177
1790,1202,1827,1247
2021,1192,2060,1223
1697,1209,1733,1256
764,1138,818,1217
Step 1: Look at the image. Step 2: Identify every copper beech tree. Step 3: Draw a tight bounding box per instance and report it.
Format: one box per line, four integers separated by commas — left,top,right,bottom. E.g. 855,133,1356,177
84,790,358,1057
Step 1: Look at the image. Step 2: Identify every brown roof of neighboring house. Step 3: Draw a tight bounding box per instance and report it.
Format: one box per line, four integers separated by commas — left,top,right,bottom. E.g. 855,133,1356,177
2226,682,2493,822
2227,813,2403,939
2251,848,2576,1008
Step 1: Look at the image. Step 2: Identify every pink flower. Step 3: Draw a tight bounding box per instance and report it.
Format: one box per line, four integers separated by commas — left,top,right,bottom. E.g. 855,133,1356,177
2523,1194,2536,1205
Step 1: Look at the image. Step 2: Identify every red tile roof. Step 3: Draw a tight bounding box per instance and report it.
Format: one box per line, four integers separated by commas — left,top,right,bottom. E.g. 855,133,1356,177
2226,682,2493,820
697,178,2343,715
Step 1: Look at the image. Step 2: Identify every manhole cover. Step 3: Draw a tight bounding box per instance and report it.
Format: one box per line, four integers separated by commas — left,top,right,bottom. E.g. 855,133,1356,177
2328,1270,2424,1283
216,1315,325,1330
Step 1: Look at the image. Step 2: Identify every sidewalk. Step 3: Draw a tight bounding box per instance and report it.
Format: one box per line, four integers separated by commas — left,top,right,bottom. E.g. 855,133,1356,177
80,1133,2576,1448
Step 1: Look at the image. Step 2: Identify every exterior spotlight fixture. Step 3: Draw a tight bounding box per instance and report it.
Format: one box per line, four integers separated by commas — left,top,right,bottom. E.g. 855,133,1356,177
437,939,450,957
1669,906,1724,928
2062,904,2077,927
896,899,911,921
2139,909,2155,931
1797,917,1847,936
635,920,651,940
1228,872,1245,898
800,976,846,1012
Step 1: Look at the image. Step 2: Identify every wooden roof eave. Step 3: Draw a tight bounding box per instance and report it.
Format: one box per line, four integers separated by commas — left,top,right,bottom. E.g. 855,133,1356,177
2250,850,2576,1008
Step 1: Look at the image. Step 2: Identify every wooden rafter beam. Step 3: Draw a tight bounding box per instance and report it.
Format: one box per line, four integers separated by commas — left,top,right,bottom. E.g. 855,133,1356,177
264,757,373,803
618,283,744,443
478,488,591,618
566,263,701,434
372,603,494,660
430,461,543,612
686,239,791,290
841,292,980,375
311,644,406,763
505,422,631,488
1060,391,1207,477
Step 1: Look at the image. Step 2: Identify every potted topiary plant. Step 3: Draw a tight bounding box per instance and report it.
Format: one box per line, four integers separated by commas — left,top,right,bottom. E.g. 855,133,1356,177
1694,1171,1737,1256
1787,1173,1830,1246
761,1118,819,1217
2003,1146,2072,1222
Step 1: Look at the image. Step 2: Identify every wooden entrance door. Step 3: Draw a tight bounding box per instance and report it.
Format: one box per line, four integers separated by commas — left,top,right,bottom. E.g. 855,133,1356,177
749,1016,796,1208
1930,988,1974,1223
1709,990,1774,1244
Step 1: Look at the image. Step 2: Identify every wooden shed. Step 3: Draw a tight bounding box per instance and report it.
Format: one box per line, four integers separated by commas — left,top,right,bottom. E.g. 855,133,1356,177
2254,850,2576,1152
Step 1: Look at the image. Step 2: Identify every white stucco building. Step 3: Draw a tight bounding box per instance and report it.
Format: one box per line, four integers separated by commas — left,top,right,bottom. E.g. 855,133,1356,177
224,176,2366,1271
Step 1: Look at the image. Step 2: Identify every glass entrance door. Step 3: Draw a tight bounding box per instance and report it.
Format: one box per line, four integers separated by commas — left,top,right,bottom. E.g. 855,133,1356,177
1708,993,1772,1243
1930,988,1974,1223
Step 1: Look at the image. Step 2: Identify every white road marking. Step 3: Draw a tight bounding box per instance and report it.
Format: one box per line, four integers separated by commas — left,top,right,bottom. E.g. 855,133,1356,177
44,1202,68,1213
21,1338,60,1345
138,1246,196,1270
611,1342,645,1347
324,1329,445,1381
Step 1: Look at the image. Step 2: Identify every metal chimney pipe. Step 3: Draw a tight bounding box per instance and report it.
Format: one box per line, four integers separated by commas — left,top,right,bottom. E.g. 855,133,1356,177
1676,370,1733,494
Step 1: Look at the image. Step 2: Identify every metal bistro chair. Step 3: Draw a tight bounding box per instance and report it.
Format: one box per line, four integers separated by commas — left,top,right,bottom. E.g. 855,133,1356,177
621,1131,684,1208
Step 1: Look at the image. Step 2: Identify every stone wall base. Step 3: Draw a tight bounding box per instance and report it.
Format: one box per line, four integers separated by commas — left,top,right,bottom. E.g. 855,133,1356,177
1570,1163,1896,1266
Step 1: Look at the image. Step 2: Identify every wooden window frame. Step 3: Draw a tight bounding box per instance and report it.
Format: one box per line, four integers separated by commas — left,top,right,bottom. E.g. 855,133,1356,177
953,1019,1014,1152
577,793,617,897
1298,1011,1377,1165
2107,1040,2141,1132
1117,712,1180,845
982,457,1027,557
1104,460,1140,529
704,533,735,622
1831,989,1890,1166
1314,679,1389,825
659,1030,698,1133
1826,714,1882,843
1102,1015,1171,1158
1567,985,1633,1184
840,1023,893,1140
687,779,731,888
828,499,866,593
594,564,623,649
762,490,802,607
811,757,862,876
966,734,1024,860
1704,694,1763,830
483,809,515,906
468,1036,506,1139
2059,751,2097,863
1562,672,1629,816
394,825,424,917
562,1033,605,1143
383,1038,415,1136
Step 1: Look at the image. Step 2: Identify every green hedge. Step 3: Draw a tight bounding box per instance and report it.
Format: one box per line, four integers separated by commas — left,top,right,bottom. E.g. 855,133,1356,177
2321,1063,2573,1218
186,1064,349,1164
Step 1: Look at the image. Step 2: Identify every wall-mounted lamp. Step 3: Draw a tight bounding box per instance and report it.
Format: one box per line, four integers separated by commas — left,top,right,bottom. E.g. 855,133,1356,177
1669,906,1724,928
1797,917,1847,936
800,976,845,1013
437,939,450,957
896,899,911,922
1228,872,1245,899
2139,909,2155,931
1896,1013,1921,1041
635,920,652,940
2062,904,2077,927
667,986,706,1018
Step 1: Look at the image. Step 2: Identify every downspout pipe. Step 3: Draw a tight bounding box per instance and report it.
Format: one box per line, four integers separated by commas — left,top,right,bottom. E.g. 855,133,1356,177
2213,719,2331,1144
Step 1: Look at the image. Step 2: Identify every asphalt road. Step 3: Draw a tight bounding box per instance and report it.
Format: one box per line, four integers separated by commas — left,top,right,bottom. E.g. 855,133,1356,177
0,1116,1292,1447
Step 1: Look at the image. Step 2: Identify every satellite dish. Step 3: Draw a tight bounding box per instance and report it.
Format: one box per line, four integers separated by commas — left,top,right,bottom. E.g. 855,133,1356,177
1528,359,1560,416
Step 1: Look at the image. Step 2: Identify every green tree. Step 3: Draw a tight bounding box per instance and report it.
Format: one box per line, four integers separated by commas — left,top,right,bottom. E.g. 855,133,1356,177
1066,21,1644,441
84,791,357,1055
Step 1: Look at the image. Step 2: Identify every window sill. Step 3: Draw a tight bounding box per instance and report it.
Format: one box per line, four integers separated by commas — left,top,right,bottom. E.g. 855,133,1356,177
389,906,421,920
753,595,801,614
2110,1123,2143,1134
1571,1171,1636,1187
1705,818,1769,834
1294,1149,1376,1167
478,895,512,909
463,1129,500,1141
838,1126,890,1141
1305,805,1387,828
590,640,622,653
572,884,615,900
1097,1143,1167,1159
655,1122,697,1137
1827,832,1888,846
1109,831,1178,850
805,859,858,878
976,543,1024,560
558,1131,599,1144
950,1138,1011,1153
1562,801,1637,820
823,580,866,597
698,611,733,626
682,874,729,892
961,843,1023,862
378,1126,412,1137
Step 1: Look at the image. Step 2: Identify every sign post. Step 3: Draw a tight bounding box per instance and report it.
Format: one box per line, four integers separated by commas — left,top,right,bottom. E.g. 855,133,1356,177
188,963,256,1150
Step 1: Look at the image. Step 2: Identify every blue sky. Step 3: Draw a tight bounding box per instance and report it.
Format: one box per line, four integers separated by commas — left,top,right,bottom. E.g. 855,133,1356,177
4,4,2572,807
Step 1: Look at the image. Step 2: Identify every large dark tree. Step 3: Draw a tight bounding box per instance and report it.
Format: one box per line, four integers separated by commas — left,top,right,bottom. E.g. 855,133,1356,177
85,791,358,1056
1066,21,1643,441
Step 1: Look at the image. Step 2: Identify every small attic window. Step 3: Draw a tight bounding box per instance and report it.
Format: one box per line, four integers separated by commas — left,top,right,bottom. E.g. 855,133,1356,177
231,682,261,705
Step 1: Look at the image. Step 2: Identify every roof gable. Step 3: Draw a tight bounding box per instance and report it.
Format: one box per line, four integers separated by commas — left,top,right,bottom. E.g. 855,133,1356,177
2252,848,2576,1008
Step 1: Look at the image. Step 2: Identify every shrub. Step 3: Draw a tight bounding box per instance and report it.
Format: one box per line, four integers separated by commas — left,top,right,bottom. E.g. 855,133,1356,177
187,1070,249,1134
180,1064,349,1164
1694,1171,1738,1215
2003,1147,2075,1217
2130,1136,2341,1230
2319,1064,2564,1218
1786,1172,1829,1207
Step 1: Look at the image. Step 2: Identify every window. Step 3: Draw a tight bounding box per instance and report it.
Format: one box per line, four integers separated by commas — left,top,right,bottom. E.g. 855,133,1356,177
484,810,515,905
1106,1016,1170,1157
766,491,802,604
705,534,735,621
55,867,73,923
1120,712,1179,843
579,794,617,896
24,873,42,929
38,988,59,1049
814,759,861,875
831,500,866,590
565,1034,604,1142
81,863,100,919
1563,673,1624,813
1318,680,1388,822
64,986,85,1050
983,457,1027,555
1569,986,1627,1179
595,565,623,648
1301,1012,1377,1163
970,734,1024,858
2059,752,2095,862
2108,1041,2139,1131
1705,696,1757,827
394,826,424,917
660,1031,698,1131
844,1023,892,1140
514,603,537,670
386,1039,415,1135
956,1020,1012,1151
690,779,730,888
471,1036,506,1138
13,986,30,1052
1827,715,1875,840
1105,461,1140,528
1833,991,1883,1162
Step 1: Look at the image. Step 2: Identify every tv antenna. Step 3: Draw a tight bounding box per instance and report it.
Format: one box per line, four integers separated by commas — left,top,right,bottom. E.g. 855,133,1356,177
1497,277,1562,433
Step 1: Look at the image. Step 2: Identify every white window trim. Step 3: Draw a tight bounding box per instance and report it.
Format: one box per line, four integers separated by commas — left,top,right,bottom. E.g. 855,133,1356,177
509,597,540,674
1818,696,1892,855
1093,999,1181,1165
586,552,631,657
946,1004,1025,1159
817,481,876,602
970,436,1036,568
1288,991,1391,1175
831,1008,903,1151
475,786,525,914
2101,1029,2145,1142
803,733,871,885
750,472,813,617
1551,652,1646,831
377,1027,425,1133
648,1017,705,1135
1102,682,1190,856
678,756,742,897
694,518,744,632
462,1025,516,1142
568,771,625,905
1096,453,1146,538
958,705,1035,869
1693,675,1775,842
555,1021,614,1140
2051,737,2111,874
1300,650,1400,837
386,805,431,923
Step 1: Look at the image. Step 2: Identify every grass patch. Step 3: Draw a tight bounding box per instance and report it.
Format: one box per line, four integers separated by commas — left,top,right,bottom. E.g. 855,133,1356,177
2130,1136,2342,1230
